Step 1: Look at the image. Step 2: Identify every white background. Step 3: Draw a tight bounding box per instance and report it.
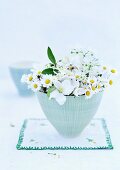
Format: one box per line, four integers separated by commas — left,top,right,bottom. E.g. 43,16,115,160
0,0,120,169
1,0,120,67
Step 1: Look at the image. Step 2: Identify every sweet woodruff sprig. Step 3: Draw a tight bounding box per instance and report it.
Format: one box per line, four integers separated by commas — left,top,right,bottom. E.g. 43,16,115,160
21,47,117,105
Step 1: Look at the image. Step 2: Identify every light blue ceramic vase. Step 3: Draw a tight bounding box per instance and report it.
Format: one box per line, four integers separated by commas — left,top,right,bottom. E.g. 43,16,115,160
9,61,34,96
37,92,103,138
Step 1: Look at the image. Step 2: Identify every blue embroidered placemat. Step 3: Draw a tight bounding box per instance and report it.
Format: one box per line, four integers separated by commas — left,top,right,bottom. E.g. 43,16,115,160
16,118,113,150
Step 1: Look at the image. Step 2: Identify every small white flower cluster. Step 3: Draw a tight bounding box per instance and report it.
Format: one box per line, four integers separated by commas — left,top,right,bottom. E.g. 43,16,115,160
21,48,117,105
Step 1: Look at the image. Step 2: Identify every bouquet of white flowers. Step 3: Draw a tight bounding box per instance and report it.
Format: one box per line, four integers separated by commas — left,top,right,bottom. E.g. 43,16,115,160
21,47,116,105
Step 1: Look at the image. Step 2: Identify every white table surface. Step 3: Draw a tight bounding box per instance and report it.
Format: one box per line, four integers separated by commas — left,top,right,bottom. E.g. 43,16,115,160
1,70,120,170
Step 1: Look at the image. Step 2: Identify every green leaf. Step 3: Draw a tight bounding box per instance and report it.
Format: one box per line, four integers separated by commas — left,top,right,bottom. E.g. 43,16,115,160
47,47,56,65
47,86,56,97
54,69,59,73
42,68,54,75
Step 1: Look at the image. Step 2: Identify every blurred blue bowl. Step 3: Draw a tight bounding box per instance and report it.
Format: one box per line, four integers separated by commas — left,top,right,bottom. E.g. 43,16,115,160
9,61,35,96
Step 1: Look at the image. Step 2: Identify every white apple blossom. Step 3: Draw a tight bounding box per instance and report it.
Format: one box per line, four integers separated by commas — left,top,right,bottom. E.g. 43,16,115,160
49,79,76,105
54,79,75,95
49,90,66,105
73,87,85,96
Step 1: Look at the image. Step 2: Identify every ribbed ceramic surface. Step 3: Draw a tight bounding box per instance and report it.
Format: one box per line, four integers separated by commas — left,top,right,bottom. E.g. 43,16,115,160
37,92,103,138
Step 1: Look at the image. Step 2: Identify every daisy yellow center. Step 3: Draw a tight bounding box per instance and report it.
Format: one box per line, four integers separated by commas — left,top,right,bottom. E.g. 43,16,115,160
111,69,116,73
86,91,90,96
37,70,41,74
29,76,33,81
75,75,80,79
45,79,51,84
109,80,113,85
90,79,95,84
92,86,96,91
33,84,38,89
103,66,107,70
59,87,63,93
97,84,101,89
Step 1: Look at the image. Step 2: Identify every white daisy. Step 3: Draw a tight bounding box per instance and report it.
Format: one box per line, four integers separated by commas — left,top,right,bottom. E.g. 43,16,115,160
41,75,53,88
29,81,41,92
87,76,97,85
109,79,113,86
21,74,34,84
85,89,93,99
111,69,117,74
